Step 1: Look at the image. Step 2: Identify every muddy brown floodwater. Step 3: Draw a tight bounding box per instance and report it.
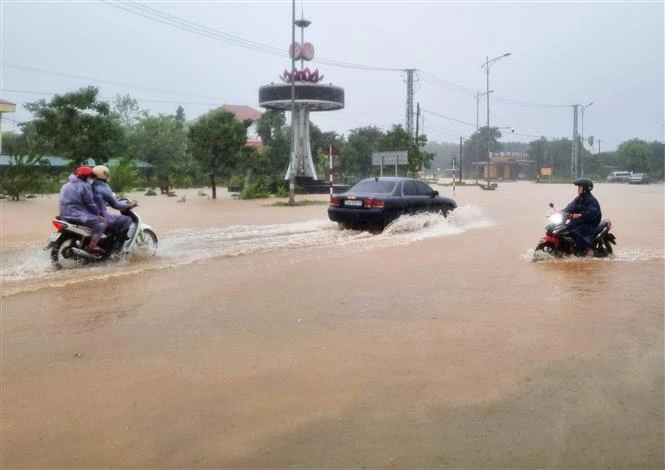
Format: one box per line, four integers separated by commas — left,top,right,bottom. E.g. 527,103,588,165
1,182,663,468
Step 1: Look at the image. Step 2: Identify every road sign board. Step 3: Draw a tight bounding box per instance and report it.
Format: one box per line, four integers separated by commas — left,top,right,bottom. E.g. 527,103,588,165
372,150,408,166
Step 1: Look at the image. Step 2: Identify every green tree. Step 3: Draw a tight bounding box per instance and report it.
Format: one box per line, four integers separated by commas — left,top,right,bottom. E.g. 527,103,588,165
108,155,141,194
341,126,384,179
0,155,50,200
188,109,250,199
1,131,24,155
113,94,142,129
526,138,574,178
23,86,123,167
175,106,186,130
648,141,664,180
376,124,433,175
256,109,290,176
127,113,188,182
309,124,345,180
617,139,653,174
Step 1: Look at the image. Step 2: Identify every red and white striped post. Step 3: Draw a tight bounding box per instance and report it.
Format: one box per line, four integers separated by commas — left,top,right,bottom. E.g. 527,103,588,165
328,144,335,198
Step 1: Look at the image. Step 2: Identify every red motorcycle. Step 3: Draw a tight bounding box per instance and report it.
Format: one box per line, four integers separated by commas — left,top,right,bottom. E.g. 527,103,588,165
535,203,616,257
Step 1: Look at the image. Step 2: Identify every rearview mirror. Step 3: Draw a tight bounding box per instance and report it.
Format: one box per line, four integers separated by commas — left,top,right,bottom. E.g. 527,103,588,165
432,190,439,197
548,202,554,208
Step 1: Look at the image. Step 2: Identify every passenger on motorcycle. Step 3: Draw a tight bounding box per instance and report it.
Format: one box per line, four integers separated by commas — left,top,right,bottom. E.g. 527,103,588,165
562,178,602,257
91,165,137,245
58,166,107,254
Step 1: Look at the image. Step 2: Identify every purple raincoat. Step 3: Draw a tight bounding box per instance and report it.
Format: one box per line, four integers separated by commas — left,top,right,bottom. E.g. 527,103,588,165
58,175,102,225
91,179,133,231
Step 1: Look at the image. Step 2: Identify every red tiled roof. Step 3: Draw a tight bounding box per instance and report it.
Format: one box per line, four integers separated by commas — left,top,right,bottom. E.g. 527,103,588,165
245,139,263,148
220,104,262,121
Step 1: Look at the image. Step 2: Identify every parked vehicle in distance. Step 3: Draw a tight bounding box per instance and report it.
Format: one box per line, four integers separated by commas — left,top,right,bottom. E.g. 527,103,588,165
328,176,457,232
606,171,633,183
628,173,650,184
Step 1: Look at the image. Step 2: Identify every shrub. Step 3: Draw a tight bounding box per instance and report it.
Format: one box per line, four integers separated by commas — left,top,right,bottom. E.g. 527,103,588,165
0,155,49,200
145,189,157,196
108,156,141,193
275,184,289,198
239,183,271,199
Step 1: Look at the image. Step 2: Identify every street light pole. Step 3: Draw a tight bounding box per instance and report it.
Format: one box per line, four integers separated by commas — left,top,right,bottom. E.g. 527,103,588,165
580,102,593,176
288,0,296,205
481,52,511,188
474,90,492,180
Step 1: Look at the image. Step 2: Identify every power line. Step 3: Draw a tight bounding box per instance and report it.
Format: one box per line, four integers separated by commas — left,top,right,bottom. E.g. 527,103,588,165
420,108,476,128
418,69,572,108
417,71,477,97
492,96,572,109
1,63,231,100
103,0,404,72
1,88,228,106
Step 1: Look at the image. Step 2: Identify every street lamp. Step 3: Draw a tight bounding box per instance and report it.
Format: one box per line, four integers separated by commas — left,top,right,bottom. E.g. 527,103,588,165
481,52,511,188
580,102,593,175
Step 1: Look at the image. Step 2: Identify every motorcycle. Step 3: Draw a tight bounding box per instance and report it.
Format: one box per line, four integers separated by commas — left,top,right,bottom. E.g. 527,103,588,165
46,200,158,269
534,202,616,258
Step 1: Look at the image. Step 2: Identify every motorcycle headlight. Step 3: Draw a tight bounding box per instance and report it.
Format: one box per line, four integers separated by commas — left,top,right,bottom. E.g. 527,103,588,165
549,213,563,224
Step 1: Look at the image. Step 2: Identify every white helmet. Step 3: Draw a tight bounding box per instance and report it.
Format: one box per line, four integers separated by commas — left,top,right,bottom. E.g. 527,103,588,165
92,165,110,181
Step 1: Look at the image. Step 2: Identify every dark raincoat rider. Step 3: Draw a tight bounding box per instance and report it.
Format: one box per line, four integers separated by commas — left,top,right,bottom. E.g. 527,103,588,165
58,166,107,254
563,178,601,256
91,165,137,247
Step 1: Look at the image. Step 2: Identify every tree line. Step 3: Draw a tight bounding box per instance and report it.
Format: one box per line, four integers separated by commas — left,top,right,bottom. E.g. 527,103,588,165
1,86,662,200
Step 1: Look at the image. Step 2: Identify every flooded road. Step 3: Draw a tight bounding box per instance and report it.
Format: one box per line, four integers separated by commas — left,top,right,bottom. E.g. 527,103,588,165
2,182,663,468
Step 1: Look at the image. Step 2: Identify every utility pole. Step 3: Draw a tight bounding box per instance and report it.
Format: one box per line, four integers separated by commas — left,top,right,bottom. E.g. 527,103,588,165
415,102,420,138
459,136,464,182
475,91,480,173
571,104,579,178
405,69,415,134
481,53,510,188
288,0,296,205
474,90,492,175
580,102,593,176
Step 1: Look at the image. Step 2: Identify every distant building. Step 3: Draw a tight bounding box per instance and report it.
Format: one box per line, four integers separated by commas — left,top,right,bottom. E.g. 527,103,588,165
473,151,535,179
0,99,16,152
219,104,263,148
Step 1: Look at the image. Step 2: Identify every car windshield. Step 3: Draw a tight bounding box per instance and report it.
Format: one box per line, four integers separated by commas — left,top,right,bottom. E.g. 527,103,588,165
349,180,396,194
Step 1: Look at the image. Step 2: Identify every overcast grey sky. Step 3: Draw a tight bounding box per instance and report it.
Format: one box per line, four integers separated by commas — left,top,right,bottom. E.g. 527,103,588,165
1,1,663,151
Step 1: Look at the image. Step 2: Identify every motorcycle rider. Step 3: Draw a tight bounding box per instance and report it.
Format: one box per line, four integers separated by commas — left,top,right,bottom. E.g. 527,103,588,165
91,165,137,249
562,178,602,256
58,166,107,254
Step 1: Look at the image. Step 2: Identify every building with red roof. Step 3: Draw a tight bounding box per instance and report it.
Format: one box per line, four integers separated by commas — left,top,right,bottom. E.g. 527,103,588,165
220,104,263,148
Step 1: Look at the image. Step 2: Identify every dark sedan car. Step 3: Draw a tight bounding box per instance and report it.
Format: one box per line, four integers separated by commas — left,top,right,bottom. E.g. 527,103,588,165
328,177,457,231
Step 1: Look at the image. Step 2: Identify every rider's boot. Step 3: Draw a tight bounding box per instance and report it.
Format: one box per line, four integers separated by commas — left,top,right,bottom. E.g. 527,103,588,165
87,233,106,255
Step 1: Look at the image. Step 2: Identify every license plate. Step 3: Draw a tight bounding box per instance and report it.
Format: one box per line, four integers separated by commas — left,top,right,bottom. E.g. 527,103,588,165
48,232,60,242
344,200,362,207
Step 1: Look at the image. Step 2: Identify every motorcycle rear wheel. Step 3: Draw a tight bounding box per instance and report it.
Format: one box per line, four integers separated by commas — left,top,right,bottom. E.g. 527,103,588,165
50,236,83,270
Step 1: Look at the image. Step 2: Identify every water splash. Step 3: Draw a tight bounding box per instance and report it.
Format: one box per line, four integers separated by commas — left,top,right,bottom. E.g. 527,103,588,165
524,247,664,263
1,205,494,297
